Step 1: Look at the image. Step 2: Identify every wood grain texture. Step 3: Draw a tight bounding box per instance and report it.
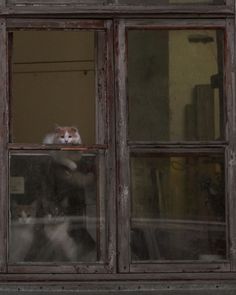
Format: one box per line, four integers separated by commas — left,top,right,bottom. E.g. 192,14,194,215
6,19,105,29
226,19,236,271
130,262,230,273
0,4,233,17
0,18,8,273
104,20,117,274
115,19,131,273
0,280,236,294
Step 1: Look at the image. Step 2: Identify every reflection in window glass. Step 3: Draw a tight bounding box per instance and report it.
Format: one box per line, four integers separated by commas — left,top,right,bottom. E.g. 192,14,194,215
128,30,224,141
130,153,226,261
9,152,104,263
11,31,97,144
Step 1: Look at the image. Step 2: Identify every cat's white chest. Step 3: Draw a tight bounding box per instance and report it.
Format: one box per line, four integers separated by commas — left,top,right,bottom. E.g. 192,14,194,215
10,223,35,261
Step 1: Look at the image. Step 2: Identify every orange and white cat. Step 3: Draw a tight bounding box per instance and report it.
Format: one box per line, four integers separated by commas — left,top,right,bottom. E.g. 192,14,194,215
10,202,37,262
43,126,82,145
43,126,82,171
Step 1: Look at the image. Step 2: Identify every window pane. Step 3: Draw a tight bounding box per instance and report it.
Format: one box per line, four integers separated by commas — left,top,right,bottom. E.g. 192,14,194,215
9,151,105,263
128,30,224,141
130,153,226,261
11,31,98,144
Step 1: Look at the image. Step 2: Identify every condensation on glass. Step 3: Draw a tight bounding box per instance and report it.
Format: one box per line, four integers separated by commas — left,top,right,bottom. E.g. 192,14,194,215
130,153,226,261
9,151,105,263
11,31,97,145
128,29,224,142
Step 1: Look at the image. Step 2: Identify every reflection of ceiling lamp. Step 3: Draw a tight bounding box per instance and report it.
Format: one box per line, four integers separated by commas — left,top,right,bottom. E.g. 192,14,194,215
188,34,214,44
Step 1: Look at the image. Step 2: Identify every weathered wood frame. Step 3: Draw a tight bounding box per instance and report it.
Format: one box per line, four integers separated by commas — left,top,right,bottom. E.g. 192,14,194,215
0,0,233,16
0,18,8,274
116,18,235,274
0,18,116,275
0,0,234,289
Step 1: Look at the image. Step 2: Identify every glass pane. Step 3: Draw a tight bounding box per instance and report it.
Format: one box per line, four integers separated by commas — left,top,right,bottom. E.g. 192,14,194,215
9,151,105,263
11,31,98,144
130,153,226,261
128,30,224,141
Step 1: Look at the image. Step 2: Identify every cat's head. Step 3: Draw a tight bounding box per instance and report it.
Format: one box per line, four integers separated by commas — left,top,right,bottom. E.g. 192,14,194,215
54,126,82,144
11,201,37,224
42,198,68,220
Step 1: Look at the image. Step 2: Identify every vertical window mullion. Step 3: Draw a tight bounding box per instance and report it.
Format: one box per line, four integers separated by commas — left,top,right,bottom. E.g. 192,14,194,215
116,19,131,273
0,18,8,273
225,18,236,271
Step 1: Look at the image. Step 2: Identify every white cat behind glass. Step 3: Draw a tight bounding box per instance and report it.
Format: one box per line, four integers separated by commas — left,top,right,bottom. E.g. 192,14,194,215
10,202,36,262
44,215,78,261
43,126,82,145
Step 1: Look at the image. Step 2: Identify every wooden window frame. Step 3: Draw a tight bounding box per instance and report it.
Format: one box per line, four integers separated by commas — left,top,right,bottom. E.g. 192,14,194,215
0,18,116,275
0,1,234,285
116,18,235,273
0,0,234,16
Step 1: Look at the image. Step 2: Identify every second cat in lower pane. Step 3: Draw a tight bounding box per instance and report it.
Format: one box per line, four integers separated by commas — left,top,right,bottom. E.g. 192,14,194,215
9,152,102,263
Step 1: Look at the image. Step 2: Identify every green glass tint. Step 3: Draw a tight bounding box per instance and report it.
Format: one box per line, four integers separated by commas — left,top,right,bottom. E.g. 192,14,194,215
9,151,105,263
128,30,224,142
130,153,226,261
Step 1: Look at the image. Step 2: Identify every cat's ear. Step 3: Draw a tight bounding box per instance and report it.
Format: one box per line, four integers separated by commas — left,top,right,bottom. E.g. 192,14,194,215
54,124,62,132
71,126,78,132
